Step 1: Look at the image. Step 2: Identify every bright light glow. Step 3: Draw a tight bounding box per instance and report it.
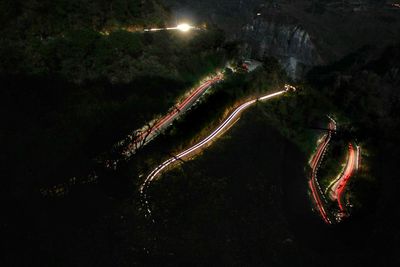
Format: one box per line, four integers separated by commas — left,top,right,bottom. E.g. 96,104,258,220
176,23,192,32
144,23,195,33
284,84,297,92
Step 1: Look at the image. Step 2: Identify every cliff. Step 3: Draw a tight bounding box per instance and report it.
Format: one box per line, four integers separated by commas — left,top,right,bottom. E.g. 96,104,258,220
240,18,321,79
163,0,400,79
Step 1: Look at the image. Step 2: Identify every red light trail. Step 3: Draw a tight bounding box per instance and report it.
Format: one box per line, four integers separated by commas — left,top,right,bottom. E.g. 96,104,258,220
308,119,336,224
122,75,223,157
336,144,356,211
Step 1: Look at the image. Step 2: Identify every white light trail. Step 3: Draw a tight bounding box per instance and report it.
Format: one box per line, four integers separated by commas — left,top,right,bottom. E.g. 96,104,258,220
355,145,361,170
139,89,288,216
144,24,196,33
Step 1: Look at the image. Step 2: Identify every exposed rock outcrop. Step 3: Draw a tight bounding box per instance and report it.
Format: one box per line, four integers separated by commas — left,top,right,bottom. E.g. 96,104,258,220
240,19,321,79
163,0,400,79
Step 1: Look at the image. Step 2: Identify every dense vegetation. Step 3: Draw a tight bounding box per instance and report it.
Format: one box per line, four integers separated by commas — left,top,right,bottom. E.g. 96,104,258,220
1,54,286,267
0,0,168,36
307,44,400,219
0,0,229,196
142,44,400,266
242,45,399,214
2,0,400,266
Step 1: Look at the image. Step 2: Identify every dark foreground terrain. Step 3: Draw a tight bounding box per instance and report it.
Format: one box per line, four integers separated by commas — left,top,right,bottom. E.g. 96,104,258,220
145,108,399,266
2,1,400,266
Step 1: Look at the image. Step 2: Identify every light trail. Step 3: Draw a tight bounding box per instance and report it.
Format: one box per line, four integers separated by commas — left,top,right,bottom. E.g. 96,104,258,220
327,144,356,204
325,159,347,197
355,145,361,171
308,115,360,221
139,89,291,217
336,144,357,211
43,74,223,194
308,118,336,224
308,136,327,166
121,74,223,158
144,23,196,32
309,180,330,224
101,24,197,35
323,141,359,219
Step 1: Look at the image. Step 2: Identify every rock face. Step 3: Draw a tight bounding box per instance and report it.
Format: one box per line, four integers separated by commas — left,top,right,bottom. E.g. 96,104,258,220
239,18,321,79
163,0,321,79
162,0,400,79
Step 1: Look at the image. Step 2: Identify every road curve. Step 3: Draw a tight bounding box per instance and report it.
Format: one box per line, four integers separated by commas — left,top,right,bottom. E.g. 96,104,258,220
139,89,288,217
335,144,357,211
308,119,336,224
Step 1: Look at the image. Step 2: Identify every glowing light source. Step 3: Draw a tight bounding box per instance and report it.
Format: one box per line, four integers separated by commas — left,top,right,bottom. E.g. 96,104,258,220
143,23,196,33
176,23,192,32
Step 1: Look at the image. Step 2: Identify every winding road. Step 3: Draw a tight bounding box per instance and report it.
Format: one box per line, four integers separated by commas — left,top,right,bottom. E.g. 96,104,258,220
139,88,292,217
329,143,358,212
309,117,361,222
308,118,336,224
